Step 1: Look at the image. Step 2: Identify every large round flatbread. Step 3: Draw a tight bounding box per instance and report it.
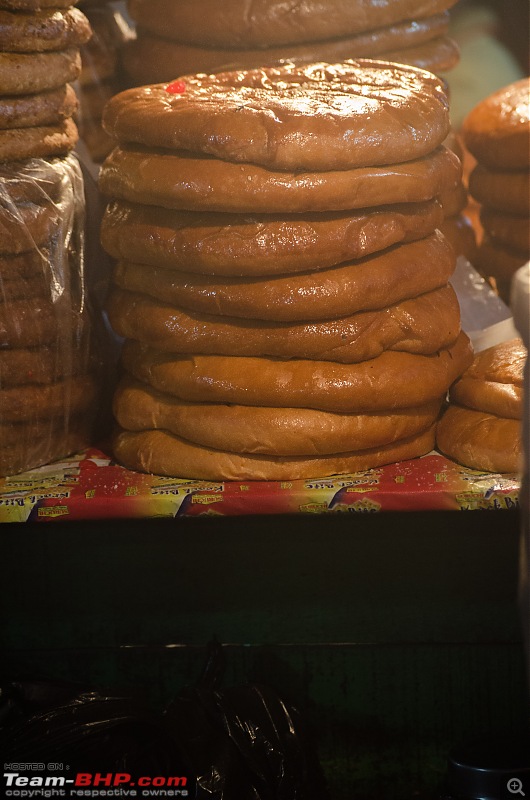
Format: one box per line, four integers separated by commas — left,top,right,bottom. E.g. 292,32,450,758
127,0,456,48
436,405,522,474
103,60,450,171
112,230,455,322
0,374,98,423
0,118,78,162
0,47,81,95
122,15,450,84
99,144,460,214
0,7,91,52
469,165,530,215
107,284,461,362
101,198,444,276
121,332,473,413
462,77,530,170
480,209,530,256
449,338,525,419
114,377,442,456
113,425,436,480
0,84,78,130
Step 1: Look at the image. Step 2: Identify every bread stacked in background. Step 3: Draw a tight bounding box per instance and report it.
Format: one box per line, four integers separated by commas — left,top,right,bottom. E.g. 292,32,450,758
437,339,526,473
462,77,530,303
122,0,460,85
0,1,108,477
76,0,133,163
0,0,91,161
99,60,473,481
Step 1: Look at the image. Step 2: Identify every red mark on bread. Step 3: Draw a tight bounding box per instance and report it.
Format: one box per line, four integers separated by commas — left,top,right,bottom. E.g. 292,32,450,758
166,80,186,94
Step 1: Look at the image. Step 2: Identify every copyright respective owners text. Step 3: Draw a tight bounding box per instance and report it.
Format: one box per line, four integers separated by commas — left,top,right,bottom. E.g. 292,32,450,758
3,765,194,798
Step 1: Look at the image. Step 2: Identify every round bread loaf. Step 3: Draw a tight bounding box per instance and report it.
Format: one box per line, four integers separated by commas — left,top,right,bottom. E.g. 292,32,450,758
121,331,473,413
468,165,530,215
480,209,530,255
103,60,450,171
99,144,460,214
0,202,59,255
0,273,48,304
449,338,525,419
123,15,450,84
112,231,456,322
0,158,65,204
112,424,437,481
114,377,442,456
0,248,50,279
462,77,530,170
0,344,79,387
0,84,78,130
474,236,529,290
377,35,459,74
0,374,98,422
0,118,78,161
0,297,65,348
127,0,456,48
0,7,91,52
436,405,522,473
0,48,81,95
107,284,461,362
0,425,90,478
101,199,444,276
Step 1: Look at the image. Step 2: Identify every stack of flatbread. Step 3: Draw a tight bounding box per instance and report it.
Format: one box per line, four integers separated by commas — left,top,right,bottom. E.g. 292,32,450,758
122,0,460,85
99,60,473,480
463,78,530,303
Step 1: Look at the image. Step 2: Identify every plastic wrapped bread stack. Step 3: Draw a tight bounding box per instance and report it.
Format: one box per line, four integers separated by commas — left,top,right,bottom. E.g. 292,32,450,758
0,0,91,161
436,338,526,474
122,0,460,86
98,60,474,481
76,0,133,163
0,2,109,476
462,78,530,304
0,157,107,476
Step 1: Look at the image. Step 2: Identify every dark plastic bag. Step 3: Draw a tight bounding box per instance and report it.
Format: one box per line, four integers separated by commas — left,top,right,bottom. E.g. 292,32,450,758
0,642,328,799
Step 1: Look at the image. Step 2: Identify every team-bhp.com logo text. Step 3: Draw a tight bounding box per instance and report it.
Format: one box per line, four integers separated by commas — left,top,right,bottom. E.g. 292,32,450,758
3,771,189,797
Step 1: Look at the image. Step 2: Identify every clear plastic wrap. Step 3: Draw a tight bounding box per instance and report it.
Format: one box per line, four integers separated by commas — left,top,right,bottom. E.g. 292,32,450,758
76,1,134,163
0,154,109,477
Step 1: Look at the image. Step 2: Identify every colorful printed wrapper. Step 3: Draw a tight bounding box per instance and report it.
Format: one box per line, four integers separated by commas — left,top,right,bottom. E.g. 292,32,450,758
0,446,520,523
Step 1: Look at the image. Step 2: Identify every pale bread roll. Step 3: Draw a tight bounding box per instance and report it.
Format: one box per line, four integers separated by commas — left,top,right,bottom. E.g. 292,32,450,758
114,377,443,456
107,284,461,363
449,339,525,420
112,424,437,481
101,199,444,277
121,332,473,413
436,406,522,473
112,231,455,322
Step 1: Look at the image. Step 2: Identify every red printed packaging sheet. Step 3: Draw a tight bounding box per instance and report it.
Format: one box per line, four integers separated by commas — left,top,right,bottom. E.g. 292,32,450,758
0,447,520,523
